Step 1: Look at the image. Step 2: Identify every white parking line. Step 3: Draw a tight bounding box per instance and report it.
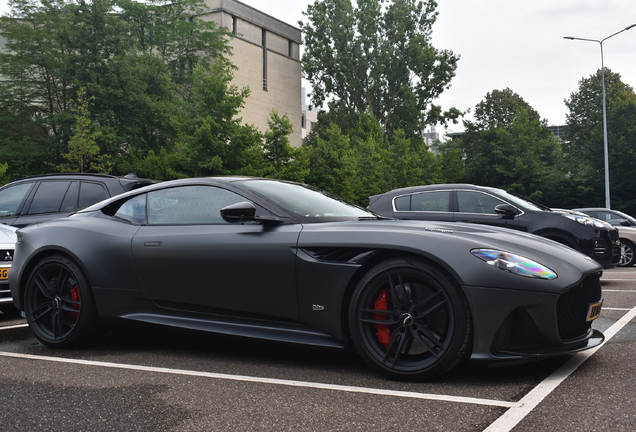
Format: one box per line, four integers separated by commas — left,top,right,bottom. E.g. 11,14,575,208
0,350,517,408
482,305,636,432
0,323,28,330
1,305,634,423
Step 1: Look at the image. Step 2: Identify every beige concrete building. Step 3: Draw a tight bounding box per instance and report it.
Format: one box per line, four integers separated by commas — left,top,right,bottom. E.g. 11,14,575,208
201,0,302,147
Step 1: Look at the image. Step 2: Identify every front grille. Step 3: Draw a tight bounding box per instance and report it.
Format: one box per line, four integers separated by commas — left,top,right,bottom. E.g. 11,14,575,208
556,272,602,340
609,230,619,242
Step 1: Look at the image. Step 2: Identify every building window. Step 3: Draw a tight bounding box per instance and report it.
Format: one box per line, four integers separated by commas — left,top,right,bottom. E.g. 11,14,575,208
232,16,237,35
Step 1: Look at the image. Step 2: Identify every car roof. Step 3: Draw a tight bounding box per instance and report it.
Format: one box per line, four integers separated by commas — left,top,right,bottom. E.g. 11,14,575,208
370,183,506,199
6,173,151,183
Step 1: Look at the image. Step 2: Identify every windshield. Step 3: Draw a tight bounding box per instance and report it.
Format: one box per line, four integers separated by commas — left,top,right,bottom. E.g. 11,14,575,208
242,180,374,219
497,190,546,211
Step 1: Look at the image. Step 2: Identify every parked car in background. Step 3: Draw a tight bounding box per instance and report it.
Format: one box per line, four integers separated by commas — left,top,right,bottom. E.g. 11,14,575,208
0,173,156,228
574,208,636,266
368,184,621,269
9,177,605,381
574,208,636,227
0,224,18,315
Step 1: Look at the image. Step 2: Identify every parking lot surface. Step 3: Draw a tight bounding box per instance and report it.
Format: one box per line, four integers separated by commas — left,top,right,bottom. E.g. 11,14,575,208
1,267,635,431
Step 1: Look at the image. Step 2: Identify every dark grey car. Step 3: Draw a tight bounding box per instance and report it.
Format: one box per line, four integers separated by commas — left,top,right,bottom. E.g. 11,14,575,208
10,177,605,381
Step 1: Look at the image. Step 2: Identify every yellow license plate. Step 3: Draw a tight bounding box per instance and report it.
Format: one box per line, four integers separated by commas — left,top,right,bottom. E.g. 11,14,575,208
586,299,603,322
0,267,8,280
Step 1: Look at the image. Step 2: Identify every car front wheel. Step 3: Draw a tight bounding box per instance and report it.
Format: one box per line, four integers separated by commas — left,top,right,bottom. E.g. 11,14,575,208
24,255,100,348
349,257,472,381
619,240,636,267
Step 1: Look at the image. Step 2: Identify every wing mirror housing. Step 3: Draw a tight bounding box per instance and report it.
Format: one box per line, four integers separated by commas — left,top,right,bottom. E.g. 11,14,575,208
221,202,284,224
494,203,521,217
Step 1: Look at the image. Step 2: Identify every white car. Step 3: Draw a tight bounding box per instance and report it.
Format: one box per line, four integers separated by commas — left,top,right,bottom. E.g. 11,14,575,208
0,224,18,314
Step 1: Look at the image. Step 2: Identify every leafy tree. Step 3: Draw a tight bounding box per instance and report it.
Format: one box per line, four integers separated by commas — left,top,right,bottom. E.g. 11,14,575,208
182,62,263,177
458,88,564,201
564,69,636,214
300,0,461,137
0,0,233,174
57,87,109,173
298,123,360,202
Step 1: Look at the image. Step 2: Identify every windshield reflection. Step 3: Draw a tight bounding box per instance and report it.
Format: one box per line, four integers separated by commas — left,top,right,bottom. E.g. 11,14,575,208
242,180,373,219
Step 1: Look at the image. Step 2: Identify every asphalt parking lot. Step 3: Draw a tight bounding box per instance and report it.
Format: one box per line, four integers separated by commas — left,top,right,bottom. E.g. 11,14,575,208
1,267,635,432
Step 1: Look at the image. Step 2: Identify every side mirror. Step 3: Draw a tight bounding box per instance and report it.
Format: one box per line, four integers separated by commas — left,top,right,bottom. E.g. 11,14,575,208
221,201,284,224
221,201,256,222
494,203,521,217
620,219,630,226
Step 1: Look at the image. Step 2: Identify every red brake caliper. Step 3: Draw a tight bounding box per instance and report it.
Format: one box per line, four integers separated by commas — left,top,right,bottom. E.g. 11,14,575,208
70,285,80,319
373,289,391,348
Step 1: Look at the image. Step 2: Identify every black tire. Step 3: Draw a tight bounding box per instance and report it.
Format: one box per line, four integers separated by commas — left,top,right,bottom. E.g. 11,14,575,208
349,257,472,381
24,255,100,348
619,239,636,267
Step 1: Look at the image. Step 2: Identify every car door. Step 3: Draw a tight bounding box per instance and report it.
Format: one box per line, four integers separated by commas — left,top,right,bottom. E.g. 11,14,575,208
130,184,302,321
454,190,521,230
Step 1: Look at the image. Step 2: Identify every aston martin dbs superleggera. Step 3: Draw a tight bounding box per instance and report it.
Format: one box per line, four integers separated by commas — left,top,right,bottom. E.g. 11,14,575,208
9,177,604,381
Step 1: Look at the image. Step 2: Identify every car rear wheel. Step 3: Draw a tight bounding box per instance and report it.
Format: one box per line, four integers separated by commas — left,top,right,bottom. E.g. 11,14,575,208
619,240,636,267
24,255,100,348
349,257,471,381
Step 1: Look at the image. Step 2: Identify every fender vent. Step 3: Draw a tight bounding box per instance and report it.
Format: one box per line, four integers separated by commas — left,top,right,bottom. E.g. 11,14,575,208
301,248,377,264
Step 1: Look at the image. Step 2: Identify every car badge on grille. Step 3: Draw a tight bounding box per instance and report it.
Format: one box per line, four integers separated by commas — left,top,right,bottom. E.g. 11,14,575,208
2,251,11,261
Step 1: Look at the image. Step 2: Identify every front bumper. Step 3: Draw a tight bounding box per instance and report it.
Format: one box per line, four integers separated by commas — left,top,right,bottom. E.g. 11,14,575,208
464,271,604,361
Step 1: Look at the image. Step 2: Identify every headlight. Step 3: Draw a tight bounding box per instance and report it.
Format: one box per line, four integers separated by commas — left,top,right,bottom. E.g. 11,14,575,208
471,249,557,279
562,213,612,229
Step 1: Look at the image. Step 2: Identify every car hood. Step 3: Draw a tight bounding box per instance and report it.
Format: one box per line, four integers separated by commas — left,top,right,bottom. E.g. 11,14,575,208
298,218,602,292
0,224,18,244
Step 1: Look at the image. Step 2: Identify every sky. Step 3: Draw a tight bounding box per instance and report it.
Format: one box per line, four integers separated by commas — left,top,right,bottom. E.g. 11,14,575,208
2,0,635,133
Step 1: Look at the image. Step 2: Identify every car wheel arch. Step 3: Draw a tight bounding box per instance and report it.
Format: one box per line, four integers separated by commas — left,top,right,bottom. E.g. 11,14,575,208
16,248,90,309
339,250,467,345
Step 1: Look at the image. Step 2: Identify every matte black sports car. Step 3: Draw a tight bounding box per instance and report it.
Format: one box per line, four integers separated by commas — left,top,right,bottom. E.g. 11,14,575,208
368,184,621,269
10,177,604,381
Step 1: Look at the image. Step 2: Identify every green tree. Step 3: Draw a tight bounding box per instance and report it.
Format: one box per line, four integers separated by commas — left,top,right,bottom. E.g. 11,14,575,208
458,89,564,201
564,69,636,213
300,0,461,137
57,87,109,173
183,62,263,177
0,0,233,174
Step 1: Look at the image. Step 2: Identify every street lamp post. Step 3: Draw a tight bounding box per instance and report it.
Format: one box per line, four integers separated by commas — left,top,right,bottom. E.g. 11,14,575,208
564,24,636,210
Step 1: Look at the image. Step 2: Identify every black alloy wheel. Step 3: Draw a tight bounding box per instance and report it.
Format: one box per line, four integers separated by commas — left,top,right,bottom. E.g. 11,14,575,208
24,255,100,348
619,240,636,267
349,257,472,381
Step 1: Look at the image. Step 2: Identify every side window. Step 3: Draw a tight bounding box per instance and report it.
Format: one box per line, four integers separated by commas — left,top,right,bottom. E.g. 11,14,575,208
596,211,623,225
115,194,147,224
394,191,450,212
79,182,108,209
411,191,450,212
457,191,506,214
27,181,72,215
0,182,34,218
60,182,79,212
147,186,248,225
394,195,411,211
